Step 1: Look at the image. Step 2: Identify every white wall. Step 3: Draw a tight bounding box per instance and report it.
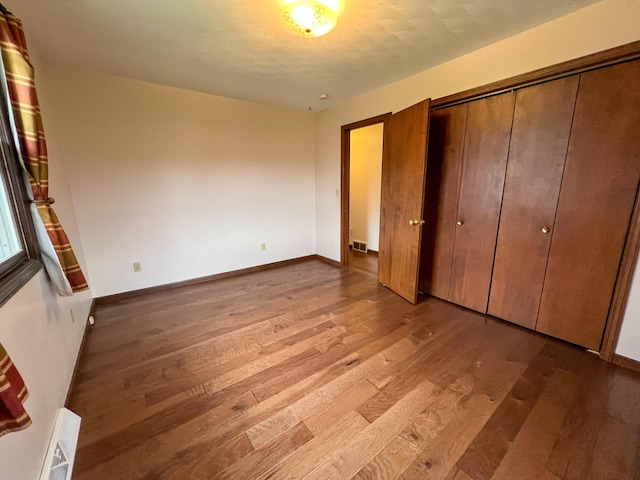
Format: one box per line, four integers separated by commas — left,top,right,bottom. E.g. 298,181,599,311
617,267,640,360
349,124,383,252
36,65,317,297
314,0,640,359
0,54,92,478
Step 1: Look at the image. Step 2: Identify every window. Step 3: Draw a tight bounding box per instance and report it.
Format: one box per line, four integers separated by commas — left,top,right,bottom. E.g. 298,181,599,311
0,85,41,308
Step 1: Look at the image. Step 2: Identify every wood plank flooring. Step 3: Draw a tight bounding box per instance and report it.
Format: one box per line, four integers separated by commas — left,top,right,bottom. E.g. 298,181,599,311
69,254,640,479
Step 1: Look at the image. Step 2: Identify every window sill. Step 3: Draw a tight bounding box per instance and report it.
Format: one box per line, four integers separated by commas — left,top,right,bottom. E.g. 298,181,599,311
0,259,43,309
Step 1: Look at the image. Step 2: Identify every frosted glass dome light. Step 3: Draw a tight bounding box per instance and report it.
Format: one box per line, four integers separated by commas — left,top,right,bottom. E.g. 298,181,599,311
281,1,338,38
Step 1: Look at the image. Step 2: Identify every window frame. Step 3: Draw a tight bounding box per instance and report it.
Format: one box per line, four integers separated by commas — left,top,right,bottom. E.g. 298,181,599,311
0,81,42,308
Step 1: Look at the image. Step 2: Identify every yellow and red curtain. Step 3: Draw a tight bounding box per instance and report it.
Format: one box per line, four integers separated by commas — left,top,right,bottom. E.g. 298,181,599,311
0,343,30,437
0,8,88,293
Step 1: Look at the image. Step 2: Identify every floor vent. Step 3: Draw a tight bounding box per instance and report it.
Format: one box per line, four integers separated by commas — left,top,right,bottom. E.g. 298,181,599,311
40,408,81,480
353,240,368,253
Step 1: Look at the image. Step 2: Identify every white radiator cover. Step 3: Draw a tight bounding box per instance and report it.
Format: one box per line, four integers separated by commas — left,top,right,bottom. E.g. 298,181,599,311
353,240,368,253
39,408,81,480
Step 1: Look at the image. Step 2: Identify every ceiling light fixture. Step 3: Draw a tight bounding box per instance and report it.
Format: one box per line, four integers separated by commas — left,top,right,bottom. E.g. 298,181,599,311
280,1,338,38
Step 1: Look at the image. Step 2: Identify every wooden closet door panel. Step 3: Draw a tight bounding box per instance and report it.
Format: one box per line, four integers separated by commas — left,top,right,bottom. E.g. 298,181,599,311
488,76,579,328
449,92,515,313
419,104,468,299
537,60,640,350
378,99,431,304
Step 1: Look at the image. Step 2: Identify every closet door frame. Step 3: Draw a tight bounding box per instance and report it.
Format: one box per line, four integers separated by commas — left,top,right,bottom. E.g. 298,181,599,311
429,40,640,364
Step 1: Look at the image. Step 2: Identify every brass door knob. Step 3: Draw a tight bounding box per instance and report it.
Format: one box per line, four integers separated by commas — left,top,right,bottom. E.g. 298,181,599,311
409,219,416,226
541,226,550,234
456,220,464,226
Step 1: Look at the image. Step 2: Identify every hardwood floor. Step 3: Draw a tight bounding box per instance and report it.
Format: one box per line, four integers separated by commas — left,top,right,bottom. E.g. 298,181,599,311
69,256,640,479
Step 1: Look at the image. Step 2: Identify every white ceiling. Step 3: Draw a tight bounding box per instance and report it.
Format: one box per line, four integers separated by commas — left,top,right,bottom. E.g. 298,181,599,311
5,0,603,111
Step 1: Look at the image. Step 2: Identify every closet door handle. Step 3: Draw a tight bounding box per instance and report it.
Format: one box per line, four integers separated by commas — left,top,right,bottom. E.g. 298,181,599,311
541,226,550,234
456,220,464,226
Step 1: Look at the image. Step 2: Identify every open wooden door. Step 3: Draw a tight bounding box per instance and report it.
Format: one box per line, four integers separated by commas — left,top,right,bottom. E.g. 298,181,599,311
378,99,431,303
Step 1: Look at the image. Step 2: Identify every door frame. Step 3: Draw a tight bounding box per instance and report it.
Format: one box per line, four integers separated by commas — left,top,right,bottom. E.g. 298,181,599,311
340,113,391,267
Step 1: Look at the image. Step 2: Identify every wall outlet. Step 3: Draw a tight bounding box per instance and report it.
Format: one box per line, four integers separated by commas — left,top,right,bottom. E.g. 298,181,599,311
69,308,75,323
133,261,142,272
336,188,340,197
261,242,266,251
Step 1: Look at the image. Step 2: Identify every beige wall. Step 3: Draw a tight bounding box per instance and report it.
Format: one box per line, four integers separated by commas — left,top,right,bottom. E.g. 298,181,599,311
618,266,640,359
314,0,640,360
37,65,317,297
349,124,383,252
0,58,93,477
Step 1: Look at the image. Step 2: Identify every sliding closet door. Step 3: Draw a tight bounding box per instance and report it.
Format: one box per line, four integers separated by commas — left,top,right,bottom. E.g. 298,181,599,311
378,99,431,304
537,60,640,350
448,92,515,313
419,104,468,300
488,76,579,329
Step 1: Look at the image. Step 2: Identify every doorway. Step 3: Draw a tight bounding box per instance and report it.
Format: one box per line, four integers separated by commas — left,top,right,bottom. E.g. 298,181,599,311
340,113,391,268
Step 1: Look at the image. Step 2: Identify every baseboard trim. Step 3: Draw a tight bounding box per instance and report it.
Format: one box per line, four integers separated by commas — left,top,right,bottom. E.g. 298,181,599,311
612,353,640,373
315,254,342,268
95,255,319,306
65,318,89,407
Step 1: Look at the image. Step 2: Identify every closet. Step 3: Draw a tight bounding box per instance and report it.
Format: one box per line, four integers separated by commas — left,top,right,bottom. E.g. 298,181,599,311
419,58,640,350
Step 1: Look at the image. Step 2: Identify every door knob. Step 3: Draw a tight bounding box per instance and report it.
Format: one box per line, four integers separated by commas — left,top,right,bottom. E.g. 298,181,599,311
409,219,416,226
456,220,464,226
541,226,550,234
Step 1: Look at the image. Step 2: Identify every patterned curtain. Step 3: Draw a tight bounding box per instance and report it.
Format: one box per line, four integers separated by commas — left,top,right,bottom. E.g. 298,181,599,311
0,343,31,437
0,7,88,294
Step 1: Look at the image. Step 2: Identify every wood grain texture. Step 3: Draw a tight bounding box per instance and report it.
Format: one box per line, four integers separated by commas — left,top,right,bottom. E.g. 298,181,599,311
456,342,559,480
305,381,437,480
536,59,640,350
449,92,515,313
489,369,581,480
68,255,640,479
419,104,468,300
379,99,431,303
355,373,475,480
488,75,579,329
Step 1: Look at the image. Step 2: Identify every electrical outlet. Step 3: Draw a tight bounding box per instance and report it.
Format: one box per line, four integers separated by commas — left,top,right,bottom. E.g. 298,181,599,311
336,188,340,197
69,308,75,323
133,261,142,272
261,243,266,251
